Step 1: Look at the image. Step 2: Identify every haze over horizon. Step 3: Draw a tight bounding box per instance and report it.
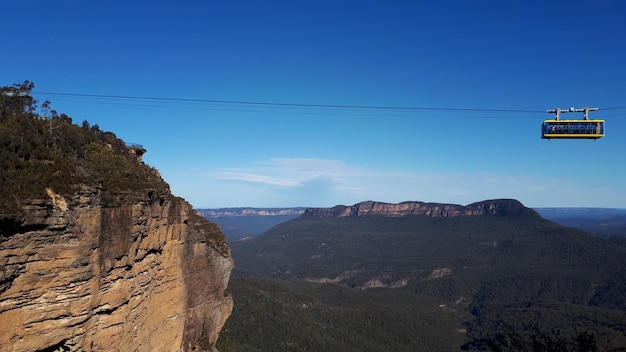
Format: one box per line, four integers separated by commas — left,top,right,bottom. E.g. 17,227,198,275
3,1,626,209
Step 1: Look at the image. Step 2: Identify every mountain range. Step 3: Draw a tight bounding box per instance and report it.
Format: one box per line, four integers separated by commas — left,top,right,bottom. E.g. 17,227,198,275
199,204,626,239
535,208,626,238
221,199,626,351
197,207,305,240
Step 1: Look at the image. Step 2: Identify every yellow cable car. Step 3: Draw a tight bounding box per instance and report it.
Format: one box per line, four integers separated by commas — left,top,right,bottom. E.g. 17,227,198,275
542,107,604,140
541,119,605,139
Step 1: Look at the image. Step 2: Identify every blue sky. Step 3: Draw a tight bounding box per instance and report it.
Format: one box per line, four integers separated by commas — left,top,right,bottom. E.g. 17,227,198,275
3,1,626,208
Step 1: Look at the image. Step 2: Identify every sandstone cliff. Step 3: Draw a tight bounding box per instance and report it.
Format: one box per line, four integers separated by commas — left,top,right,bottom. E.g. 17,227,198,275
0,185,232,352
303,199,535,218
0,82,233,352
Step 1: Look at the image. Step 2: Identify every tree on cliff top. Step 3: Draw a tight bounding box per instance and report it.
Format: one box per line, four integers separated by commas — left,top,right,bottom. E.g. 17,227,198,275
0,81,169,215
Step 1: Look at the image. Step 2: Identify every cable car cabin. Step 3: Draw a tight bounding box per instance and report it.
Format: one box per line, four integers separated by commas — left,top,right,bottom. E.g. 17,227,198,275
541,119,605,139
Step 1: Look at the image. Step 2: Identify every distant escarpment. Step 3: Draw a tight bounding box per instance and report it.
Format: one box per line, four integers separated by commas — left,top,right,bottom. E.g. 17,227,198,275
303,199,535,218
198,208,306,218
230,197,626,350
197,208,306,240
0,82,232,352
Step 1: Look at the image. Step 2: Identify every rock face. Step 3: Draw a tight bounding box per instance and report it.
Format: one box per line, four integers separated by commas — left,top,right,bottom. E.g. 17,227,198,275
0,186,233,352
303,199,535,218
197,208,305,218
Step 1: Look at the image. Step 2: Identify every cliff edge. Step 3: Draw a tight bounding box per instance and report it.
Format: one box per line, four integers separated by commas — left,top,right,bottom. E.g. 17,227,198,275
0,82,233,352
303,199,536,218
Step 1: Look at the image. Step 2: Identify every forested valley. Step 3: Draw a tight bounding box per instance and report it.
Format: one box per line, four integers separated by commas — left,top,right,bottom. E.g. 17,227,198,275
218,202,626,351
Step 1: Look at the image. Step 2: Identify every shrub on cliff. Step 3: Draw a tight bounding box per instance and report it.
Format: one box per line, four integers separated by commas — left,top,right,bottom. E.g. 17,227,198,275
0,81,169,214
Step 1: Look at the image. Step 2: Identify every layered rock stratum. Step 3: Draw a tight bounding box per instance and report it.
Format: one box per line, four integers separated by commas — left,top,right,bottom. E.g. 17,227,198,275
0,82,233,352
303,199,534,218
0,185,232,352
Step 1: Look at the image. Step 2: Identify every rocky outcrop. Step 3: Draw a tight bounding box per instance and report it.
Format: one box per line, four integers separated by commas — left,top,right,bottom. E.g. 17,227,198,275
197,208,305,218
0,186,233,352
303,199,535,218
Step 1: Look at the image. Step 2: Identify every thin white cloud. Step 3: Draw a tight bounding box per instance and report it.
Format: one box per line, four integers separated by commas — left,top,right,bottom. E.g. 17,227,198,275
203,158,556,206
167,158,624,208
212,158,365,189
213,169,302,187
